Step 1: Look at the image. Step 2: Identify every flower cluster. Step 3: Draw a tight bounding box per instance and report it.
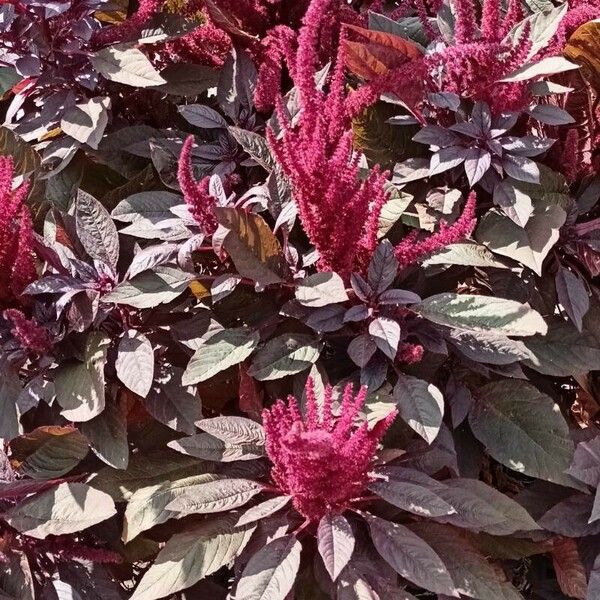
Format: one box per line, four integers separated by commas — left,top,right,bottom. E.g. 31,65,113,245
177,136,218,234
425,0,532,113
266,0,389,275
394,192,477,268
0,157,36,307
262,379,396,522
3,309,51,354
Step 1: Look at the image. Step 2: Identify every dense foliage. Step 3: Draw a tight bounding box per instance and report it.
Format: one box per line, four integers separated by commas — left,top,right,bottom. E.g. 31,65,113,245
1,0,600,598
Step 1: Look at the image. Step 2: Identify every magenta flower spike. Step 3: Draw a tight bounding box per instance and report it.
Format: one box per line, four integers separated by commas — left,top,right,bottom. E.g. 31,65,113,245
262,379,397,522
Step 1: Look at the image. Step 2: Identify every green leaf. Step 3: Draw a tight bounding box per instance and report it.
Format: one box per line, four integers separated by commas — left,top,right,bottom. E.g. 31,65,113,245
91,451,210,501
168,432,264,462
505,3,568,59
145,367,202,435
0,364,22,440
469,380,575,485
377,186,413,238
435,478,541,535
446,329,533,365
111,191,181,222
501,56,579,82
555,267,589,332
228,127,275,171
165,478,263,516
417,293,547,336
215,207,291,286
236,535,302,600
116,330,154,397
81,399,129,470
393,375,444,444
364,513,456,596
523,320,600,376
369,467,456,517
477,206,566,276
75,189,120,269
13,427,89,480
296,272,349,307
151,63,218,96
54,332,110,422
248,333,321,381
423,242,510,269
4,483,116,539
104,267,193,309
90,45,166,87
122,473,223,543
409,523,523,600
61,97,111,150
0,68,21,95
317,514,355,581
197,416,265,444
130,515,255,600
182,328,259,385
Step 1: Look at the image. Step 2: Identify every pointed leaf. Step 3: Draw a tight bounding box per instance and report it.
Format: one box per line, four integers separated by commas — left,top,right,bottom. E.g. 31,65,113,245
116,330,154,398
131,516,255,600
365,513,456,596
4,483,116,539
296,272,349,307
236,535,302,600
182,328,260,385
469,380,574,484
317,514,355,581
393,375,444,444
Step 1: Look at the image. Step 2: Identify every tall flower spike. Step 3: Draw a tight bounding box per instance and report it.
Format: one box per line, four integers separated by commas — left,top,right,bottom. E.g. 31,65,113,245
262,379,396,522
3,309,51,354
394,192,477,268
0,157,36,306
177,136,218,235
266,0,390,275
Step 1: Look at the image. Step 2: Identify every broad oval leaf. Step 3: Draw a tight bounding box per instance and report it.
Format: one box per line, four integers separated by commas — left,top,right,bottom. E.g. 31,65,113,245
393,375,444,444
54,332,110,422
417,293,547,336
165,478,263,516
11,426,89,480
364,513,456,596
75,190,119,269
409,522,523,600
103,267,193,309
477,206,566,276
368,317,401,359
367,240,398,294
523,320,600,377
236,496,292,527
182,328,259,385
122,472,221,543
235,534,302,600
296,272,349,307
131,516,255,600
91,46,167,88
369,467,456,517
215,207,291,286
435,478,541,535
197,416,265,444
115,330,154,398
4,482,116,539
248,334,321,381
469,380,575,485
317,513,355,581
167,432,264,462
